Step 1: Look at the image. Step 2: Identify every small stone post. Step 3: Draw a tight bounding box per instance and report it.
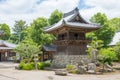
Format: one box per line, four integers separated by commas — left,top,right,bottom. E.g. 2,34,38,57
34,54,38,70
91,49,98,63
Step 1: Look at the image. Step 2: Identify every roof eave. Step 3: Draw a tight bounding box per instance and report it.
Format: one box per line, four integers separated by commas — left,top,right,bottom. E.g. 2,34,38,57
65,23,100,29
44,20,66,33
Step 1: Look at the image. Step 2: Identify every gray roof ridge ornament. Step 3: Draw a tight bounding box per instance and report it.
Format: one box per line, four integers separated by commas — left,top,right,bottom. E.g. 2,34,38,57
74,7,79,13
63,7,79,18
62,19,66,24
0,30,4,35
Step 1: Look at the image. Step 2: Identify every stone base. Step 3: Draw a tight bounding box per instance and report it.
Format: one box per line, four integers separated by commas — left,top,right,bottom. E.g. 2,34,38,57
55,69,67,76
51,55,90,68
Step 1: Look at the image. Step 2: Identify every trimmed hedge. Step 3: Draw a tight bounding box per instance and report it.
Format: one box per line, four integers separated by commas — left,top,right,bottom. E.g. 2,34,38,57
18,61,51,70
19,62,34,70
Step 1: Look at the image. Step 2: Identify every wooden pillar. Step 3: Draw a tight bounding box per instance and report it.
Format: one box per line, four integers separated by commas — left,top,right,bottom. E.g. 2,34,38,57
5,51,7,61
0,52,1,61
66,30,69,40
47,52,49,60
42,51,44,61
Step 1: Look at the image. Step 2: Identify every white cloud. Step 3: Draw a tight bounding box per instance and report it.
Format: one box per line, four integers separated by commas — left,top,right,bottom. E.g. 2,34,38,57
80,0,120,21
0,0,36,14
0,0,79,31
0,0,120,32
80,7,105,22
85,0,120,10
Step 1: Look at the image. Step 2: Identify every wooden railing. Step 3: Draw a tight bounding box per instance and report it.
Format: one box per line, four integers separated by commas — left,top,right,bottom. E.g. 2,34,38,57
54,40,90,45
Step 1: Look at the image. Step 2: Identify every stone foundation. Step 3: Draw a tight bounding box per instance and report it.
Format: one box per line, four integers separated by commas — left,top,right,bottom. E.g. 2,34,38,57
51,55,90,68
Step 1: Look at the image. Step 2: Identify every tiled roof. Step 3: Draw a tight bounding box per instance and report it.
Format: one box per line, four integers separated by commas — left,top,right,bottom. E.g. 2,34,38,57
0,40,17,49
109,31,120,46
43,44,56,51
0,47,13,50
45,7,100,33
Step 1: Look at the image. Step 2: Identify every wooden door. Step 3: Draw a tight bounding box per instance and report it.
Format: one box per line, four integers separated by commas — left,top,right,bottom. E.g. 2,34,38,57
0,53,1,61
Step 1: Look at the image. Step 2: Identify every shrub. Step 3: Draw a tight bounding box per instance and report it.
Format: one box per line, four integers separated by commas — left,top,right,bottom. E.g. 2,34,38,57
71,70,79,74
114,42,120,61
37,62,45,70
19,62,25,70
23,63,34,70
44,61,51,67
98,48,116,65
66,64,75,71
66,64,80,74
19,62,34,70
18,61,51,70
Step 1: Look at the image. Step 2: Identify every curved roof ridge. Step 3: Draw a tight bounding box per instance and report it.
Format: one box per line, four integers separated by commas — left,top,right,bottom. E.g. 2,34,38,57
63,7,89,24
44,7,100,33
63,7,79,18
0,40,17,48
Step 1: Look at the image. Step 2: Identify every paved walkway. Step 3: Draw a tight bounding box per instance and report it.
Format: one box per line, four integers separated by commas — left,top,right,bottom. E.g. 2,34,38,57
0,62,120,80
0,62,18,68
0,68,120,80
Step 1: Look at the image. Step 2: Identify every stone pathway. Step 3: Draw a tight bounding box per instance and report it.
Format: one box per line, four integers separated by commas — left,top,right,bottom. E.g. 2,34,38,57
0,62,120,80
0,68,120,80
0,62,18,68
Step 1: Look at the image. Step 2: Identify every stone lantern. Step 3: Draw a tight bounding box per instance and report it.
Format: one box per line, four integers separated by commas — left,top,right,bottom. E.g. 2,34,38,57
34,54,38,70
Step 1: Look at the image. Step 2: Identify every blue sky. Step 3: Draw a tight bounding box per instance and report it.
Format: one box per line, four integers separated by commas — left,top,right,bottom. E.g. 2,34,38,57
0,0,120,31
78,0,93,9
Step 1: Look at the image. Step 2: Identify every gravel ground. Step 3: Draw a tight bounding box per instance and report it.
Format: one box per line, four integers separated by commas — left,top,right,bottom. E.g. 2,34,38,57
0,68,120,80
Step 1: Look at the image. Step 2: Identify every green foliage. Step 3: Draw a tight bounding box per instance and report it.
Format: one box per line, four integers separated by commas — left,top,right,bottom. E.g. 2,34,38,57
96,23,115,47
13,20,27,33
86,32,97,40
114,41,120,61
23,63,34,70
71,70,79,74
66,64,79,74
19,61,51,70
37,62,45,70
19,62,25,69
89,13,115,47
19,62,34,70
108,18,120,31
98,48,116,65
14,39,41,62
90,13,107,25
37,61,51,70
35,9,62,45
66,64,75,71
48,9,63,25
30,17,55,45
8,33,19,44
10,20,28,43
87,39,103,58
44,60,51,67
90,39,103,49
0,23,11,40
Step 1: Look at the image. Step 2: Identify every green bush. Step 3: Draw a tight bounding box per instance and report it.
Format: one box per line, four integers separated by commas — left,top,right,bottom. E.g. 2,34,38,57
23,63,34,70
19,62,25,70
66,64,79,74
66,64,75,71
44,61,51,67
18,61,51,70
37,62,45,70
114,42,120,61
98,48,117,65
19,62,34,70
71,70,79,74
